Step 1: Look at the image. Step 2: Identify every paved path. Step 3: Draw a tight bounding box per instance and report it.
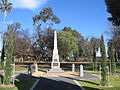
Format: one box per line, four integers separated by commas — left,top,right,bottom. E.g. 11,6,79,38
34,77,82,90
0,71,100,90
33,72,99,90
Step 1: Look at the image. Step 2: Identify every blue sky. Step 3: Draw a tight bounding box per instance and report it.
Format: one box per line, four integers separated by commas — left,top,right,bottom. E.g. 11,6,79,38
0,0,110,38
0,0,110,56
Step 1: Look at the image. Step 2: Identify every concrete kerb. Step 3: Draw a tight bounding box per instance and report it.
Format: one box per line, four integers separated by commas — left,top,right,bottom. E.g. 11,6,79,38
73,80,86,90
30,79,40,90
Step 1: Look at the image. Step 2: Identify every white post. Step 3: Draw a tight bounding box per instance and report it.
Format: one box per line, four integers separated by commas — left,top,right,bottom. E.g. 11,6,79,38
35,63,38,72
99,66,102,86
72,64,75,72
80,65,83,77
106,66,109,86
13,63,15,85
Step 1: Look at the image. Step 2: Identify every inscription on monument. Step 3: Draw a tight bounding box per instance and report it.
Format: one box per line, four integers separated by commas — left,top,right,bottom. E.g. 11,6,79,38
54,59,57,61
53,63,58,66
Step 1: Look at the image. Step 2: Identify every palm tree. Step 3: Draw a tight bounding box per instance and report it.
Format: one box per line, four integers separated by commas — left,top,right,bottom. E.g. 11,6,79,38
0,0,12,69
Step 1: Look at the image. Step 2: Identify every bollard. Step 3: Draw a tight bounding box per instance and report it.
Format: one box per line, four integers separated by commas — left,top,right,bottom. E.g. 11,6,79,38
72,64,75,72
80,65,83,77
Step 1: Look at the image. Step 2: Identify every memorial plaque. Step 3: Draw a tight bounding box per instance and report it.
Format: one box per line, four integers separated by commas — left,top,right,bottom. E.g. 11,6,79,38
53,63,58,66
54,59,57,61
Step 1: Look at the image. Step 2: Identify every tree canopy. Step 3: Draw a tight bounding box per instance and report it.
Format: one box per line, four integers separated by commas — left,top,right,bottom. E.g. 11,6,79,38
105,0,120,26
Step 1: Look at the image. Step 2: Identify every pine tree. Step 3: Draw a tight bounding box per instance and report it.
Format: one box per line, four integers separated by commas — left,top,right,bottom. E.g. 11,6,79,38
4,25,14,84
100,35,107,86
93,44,97,71
108,43,116,75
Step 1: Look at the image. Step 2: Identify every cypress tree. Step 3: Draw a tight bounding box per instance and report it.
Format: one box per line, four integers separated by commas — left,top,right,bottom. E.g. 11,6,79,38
108,44,116,75
100,35,107,86
93,44,97,71
4,25,13,84
0,43,5,69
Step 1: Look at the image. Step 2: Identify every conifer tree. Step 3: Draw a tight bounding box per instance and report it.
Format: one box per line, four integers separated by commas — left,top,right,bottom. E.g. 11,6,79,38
100,35,107,86
108,43,116,75
4,25,13,84
93,44,97,71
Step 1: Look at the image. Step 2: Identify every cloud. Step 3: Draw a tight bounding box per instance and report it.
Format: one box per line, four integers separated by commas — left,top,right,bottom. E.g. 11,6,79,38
10,0,49,10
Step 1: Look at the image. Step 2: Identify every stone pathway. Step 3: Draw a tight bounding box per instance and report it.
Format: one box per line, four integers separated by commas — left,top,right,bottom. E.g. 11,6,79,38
33,72,99,90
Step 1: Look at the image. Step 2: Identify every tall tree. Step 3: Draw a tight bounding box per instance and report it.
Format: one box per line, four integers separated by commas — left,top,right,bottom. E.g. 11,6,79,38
4,24,13,84
0,0,12,69
32,7,61,61
58,31,78,60
100,35,107,86
63,26,84,60
105,0,120,60
105,0,120,26
33,7,61,29
93,44,97,71
108,41,116,75
90,37,100,70
32,27,54,61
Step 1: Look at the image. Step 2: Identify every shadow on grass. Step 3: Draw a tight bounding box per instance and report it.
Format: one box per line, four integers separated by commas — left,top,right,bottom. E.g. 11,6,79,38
34,77,100,90
78,79,99,86
15,73,38,90
14,73,101,90
0,74,4,84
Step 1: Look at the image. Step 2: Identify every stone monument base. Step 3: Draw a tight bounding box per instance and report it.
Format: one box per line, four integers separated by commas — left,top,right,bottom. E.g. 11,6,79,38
46,68,67,75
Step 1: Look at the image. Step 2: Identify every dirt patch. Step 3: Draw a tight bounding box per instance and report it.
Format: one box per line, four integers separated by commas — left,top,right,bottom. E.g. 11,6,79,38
32,71,78,77
0,84,15,88
99,85,114,88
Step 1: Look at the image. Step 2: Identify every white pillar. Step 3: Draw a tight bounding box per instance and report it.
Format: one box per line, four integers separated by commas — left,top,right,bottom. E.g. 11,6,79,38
80,65,83,77
72,64,75,72
35,63,38,72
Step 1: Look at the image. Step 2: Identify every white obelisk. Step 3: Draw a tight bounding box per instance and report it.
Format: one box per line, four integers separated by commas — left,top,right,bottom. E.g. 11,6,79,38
47,30,64,74
51,30,60,69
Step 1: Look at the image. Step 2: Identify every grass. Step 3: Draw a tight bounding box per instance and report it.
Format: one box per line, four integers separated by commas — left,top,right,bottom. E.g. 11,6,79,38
15,66,27,72
0,87,18,90
78,73,120,90
0,79,36,90
15,79,36,90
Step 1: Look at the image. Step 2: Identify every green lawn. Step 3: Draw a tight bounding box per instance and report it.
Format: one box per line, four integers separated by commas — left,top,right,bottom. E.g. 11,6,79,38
0,87,18,90
15,66,27,72
78,75,120,90
0,79,36,90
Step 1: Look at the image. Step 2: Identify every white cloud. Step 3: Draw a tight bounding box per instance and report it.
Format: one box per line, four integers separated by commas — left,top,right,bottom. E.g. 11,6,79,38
10,0,49,10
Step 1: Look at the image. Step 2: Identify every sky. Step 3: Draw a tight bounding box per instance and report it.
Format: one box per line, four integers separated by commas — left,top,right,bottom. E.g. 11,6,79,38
0,0,110,54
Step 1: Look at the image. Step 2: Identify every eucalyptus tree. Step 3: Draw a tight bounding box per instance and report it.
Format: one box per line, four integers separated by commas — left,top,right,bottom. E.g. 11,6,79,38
32,8,61,60
0,0,12,69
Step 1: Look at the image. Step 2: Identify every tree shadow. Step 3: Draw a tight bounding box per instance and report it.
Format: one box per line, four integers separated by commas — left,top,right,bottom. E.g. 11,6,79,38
34,77,100,90
14,73,101,90
78,79,100,86
0,74,4,84
15,73,38,90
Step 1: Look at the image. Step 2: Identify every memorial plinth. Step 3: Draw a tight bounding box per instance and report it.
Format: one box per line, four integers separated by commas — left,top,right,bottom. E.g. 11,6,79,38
47,31,65,75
